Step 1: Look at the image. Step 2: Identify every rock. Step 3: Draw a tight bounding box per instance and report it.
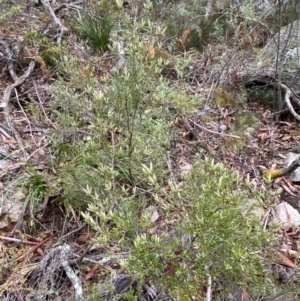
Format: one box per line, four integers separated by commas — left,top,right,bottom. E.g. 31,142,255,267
274,202,300,227
244,127,256,136
0,187,25,229
284,152,300,182
0,159,10,169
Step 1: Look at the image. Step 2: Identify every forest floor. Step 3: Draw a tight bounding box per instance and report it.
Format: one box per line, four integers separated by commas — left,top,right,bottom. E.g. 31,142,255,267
0,1,300,300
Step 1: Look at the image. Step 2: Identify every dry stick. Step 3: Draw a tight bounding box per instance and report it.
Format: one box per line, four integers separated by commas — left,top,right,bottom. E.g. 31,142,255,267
263,208,271,232
15,88,39,147
69,243,93,266
0,236,39,245
54,0,83,15
0,60,36,159
0,124,13,139
281,83,300,121
189,118,241,139
33,81,57,129
58,223,86,242
41,244,86,301
206,274,212,301
60,244,86,301
26,143,50,161
0,39,18,82
11,233,55,263
40,0,68,44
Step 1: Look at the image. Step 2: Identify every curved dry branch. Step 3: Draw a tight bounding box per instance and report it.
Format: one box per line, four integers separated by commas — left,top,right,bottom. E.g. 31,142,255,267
54,0,83,15
41,244,86,301
0,39,18,82
281,83,300,121
0,60,36,159
60,245,86,301
240,71,300,120
40,0,69,44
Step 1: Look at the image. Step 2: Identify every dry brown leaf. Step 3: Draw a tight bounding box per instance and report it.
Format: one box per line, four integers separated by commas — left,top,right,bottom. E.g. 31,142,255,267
293,135,300,141
36,247,44,257
282,177,297,192
280,248,300,258
110,245,121,253
175,37,185,52
282,135,292,141
146,43,156,59
76,234,90,245
274,176,284,184
281,184,297,196
181,28,191,46
276,250,295,268
2,137,17,144
84,264,99,281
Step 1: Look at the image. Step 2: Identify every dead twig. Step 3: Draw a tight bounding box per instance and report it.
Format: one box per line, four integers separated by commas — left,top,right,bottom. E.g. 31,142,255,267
206,274,212,301
15,88,39,147
40,0,69,44
69,243,93,266
281,83,300,121
0,39,18,82
58,223,86,242
0,236,39,245
0,60,36,159
12,233,55,262
189,118,241,139
41,244,86,301
33,81,57,129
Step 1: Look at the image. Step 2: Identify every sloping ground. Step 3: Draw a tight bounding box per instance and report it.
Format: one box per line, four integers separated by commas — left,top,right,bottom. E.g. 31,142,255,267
0,1,300,300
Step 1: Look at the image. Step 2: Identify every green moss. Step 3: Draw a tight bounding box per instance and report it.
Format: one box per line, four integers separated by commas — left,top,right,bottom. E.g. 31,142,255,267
212,87,239,107
221,111,260,152
234,111,260,131
292,125,300,136
167,91,202,113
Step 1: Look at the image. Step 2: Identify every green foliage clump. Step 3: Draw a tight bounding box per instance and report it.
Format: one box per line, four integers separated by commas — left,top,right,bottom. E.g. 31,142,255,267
0,4,21,22
42,5,280,300
126,157,271,299
73,13,113,53
48,15,174,210
81,155,275,299
24,29,60,67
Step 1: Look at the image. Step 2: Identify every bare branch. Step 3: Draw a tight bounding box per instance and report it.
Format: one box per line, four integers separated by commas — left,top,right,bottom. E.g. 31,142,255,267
0,60,36,159
40,0,69,44
0,39,18,82
281,83,300,121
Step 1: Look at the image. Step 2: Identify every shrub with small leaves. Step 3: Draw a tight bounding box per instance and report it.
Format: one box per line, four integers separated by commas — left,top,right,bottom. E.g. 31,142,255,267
126,157,273,299
48,14,174,210
45,5,282,300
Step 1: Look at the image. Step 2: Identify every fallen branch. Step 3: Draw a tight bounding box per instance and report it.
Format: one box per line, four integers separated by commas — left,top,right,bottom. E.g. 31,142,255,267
281,83,300,121
54,0,83,15
241,75,300,121
13,234,54,262
189,118,241,139
60,245,86,301
0,60,36,159
0,236,39,245
41,244,86,301
40,0,69,44
0,39,18,82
